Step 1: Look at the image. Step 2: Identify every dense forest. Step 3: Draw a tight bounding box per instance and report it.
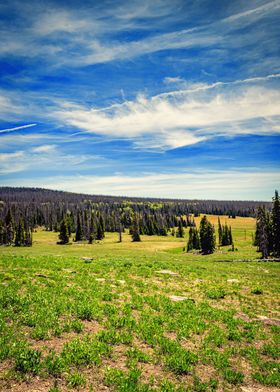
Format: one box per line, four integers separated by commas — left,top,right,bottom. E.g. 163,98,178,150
0,187,273,249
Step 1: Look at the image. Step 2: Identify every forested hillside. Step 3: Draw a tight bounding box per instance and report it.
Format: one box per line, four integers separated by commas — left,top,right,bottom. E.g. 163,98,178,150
0,187,272,247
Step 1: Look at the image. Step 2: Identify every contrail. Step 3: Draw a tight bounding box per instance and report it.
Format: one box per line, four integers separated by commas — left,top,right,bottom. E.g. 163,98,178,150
0,123,37,134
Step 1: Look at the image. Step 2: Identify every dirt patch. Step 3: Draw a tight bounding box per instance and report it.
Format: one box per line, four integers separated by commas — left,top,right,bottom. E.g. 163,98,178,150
31,332,77,355
83,320,103,334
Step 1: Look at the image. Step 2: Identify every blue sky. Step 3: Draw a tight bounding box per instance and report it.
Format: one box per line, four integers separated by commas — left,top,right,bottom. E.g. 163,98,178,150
0,0,280,200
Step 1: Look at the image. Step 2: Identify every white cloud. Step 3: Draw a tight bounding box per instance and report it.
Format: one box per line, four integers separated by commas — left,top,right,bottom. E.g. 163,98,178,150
0,147,98,175
32,144,56,153
1,0,279,67
54,75,280,150
3,170,279,200
0,123,37,134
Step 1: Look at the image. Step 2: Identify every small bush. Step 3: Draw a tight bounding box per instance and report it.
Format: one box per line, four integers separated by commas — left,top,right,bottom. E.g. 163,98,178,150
251,287,263,295
223,369,244,385
206,289,226,300
15,347,42,374
67,372,86,388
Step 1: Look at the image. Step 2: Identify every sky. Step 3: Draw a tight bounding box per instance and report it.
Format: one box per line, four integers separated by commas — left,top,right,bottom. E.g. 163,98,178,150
0,0,280,200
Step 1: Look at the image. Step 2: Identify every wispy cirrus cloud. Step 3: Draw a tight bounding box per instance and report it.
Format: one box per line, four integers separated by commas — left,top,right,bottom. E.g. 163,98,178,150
0,0,279,67
54,74,280,150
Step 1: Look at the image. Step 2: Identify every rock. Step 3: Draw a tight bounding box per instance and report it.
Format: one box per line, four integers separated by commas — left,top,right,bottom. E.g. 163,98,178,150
156,269,179,276
169,295,195,302
81,257,93,261
236,312,280,326
227,279,239,283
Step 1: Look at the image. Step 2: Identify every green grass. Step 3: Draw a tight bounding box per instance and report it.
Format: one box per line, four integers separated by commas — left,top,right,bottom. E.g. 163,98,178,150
0,215,279,391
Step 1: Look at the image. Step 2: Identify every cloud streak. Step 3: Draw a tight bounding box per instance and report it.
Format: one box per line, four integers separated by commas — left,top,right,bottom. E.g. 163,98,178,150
0,123,37,134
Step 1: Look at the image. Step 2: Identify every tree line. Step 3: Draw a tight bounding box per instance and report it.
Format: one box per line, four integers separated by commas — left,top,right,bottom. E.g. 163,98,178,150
254,190,280,259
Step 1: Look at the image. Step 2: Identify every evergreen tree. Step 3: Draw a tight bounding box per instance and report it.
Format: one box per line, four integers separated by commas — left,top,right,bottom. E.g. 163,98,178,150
176,219,185,238
200,216,216,254
58,218,70,244
15,220,25,247
218,217,222,246
193,227,201,249
118,220,122,243
0,219,4,245
255,207,269,258
24,227,32,247
5,208,14,245
272,190,280,257
187,227,194,251
131,213,141,242
95,214,105,240
228,226,233,245
75,213,83,241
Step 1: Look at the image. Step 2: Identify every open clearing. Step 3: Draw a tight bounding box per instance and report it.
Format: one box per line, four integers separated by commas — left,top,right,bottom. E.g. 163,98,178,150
0,215,279,391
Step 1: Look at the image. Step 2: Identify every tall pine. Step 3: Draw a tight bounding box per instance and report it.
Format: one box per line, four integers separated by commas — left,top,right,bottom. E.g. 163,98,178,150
131,213,141,242
200,216,216,254
272,190,280,257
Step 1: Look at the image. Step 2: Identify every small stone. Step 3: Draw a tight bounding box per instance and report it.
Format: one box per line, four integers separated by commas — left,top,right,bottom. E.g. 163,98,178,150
156,269,179,276
169,295,195,302
227,279,239,283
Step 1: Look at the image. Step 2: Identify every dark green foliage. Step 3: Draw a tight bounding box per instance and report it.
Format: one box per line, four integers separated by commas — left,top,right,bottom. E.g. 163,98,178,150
95,214,105,240
131,213,141,242
187,227,200,252
4,208,14,245
74,213,83,241
255,207,270,258
14,219,25,247
176,219,184,238
200,216,216,254
218,217,233,246
254,191,279,259
14,347,42,374
58,218,71,244
272,190,280,257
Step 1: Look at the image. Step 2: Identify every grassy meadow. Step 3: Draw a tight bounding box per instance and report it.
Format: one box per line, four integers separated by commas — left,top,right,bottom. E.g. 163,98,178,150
0,215,279,391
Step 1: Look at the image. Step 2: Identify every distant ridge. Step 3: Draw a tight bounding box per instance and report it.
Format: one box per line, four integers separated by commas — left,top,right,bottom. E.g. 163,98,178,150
0,186,271,204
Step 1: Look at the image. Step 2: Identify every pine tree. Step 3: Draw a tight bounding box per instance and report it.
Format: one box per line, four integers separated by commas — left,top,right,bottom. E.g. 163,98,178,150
131,213,141,242
58,218,70,244
255,207,269,258
24,227,32,247
200,216,216,254
228,226,233,245
118,220,122,243
272,190,280,257
187,227,194,251
15,220,25,247
75,213,83,242
218,217,222,246
176,219,184,238
95,215,105,240
0,219,4,245
5,208,14,245
193,227,201,249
